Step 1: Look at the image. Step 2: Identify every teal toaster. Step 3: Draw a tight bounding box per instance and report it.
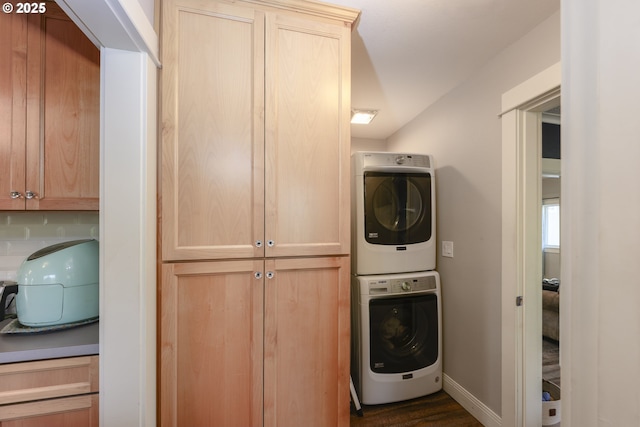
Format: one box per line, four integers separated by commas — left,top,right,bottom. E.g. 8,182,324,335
15,239,99,327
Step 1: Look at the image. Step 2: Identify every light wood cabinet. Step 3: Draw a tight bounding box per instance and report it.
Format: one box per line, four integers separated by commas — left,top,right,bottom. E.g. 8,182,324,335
160,0,355,261
160,257,350,427
159,1,357,426
160,1,265,261
0,356,99,426
263,257,350,427
160,260,264,426
0,2,100,211
0,10,27,210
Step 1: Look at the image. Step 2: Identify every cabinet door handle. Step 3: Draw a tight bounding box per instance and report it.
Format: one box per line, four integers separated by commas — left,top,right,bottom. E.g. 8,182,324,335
256,240,263,248
254,272,263,279
267,240,275,247
9,191,23,199
266,271,274,279
25,191,38,199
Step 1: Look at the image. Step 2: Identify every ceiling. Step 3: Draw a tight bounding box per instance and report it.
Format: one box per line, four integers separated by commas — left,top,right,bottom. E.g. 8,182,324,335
328,0,560,140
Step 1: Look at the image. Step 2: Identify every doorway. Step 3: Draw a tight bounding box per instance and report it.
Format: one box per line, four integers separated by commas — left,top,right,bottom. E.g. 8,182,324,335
500,62,561,427
541,110,561,390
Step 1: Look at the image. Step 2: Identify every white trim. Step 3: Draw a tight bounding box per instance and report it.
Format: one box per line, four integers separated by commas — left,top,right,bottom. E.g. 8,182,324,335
55,0,160,66
501,62,561,427
443,374,501,427
100,48,157,427
500,62,561,116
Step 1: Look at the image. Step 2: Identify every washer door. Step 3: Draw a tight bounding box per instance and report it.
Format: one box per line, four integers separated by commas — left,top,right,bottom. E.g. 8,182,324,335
363,172,432,245
368,293,438,374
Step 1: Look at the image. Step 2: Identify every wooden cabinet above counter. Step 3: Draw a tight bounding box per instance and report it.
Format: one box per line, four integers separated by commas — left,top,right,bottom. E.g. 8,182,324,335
0,2,100,211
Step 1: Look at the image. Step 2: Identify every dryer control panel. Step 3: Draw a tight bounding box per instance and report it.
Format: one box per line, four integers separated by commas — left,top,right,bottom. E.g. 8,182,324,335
360,152,432,169
366,275,437,295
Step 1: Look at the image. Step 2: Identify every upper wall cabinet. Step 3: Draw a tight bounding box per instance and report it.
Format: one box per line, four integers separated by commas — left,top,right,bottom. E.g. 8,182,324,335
160,0,356,261
0,3,100,211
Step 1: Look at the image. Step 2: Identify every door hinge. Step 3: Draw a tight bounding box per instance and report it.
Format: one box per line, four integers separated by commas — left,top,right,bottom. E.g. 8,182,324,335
516,296,523,306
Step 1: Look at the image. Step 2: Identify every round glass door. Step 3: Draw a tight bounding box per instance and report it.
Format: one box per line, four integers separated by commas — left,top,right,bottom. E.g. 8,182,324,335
372,178,423,232
363,172,432,245
369,293,439,373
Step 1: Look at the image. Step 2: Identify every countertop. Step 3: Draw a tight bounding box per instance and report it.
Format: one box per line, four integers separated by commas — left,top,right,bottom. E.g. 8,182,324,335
0,318,99,364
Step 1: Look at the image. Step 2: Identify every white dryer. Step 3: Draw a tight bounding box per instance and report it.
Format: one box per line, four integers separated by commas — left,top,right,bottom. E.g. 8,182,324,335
351,152,436,275
351,270,442,405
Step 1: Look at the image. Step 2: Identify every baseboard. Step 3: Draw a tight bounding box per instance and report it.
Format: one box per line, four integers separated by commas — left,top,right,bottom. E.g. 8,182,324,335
443,373,502,427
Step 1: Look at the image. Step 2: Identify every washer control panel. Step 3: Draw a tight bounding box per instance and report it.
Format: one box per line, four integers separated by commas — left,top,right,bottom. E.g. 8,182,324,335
367,275,437,295
360,152,432,169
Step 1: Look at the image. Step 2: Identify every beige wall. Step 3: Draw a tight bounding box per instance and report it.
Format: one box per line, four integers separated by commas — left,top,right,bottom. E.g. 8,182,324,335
386,11,560,415
542,177,560,199
350,137,387,154
544,252,560,281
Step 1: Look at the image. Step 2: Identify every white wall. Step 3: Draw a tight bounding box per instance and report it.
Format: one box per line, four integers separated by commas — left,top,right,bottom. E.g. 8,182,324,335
562,0,640,425
386,11,560,416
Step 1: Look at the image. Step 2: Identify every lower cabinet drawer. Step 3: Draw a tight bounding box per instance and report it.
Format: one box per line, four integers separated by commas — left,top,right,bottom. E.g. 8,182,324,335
0,356,99,425
0,394,99,426
0,356,98,405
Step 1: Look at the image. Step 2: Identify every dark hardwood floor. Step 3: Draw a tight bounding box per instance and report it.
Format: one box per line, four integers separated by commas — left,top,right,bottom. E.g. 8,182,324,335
543,337,561,386
350,390,482,427
348,340,559,426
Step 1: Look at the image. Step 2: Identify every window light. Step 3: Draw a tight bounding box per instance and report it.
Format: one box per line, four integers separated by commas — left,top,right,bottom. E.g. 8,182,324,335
542,199,560,250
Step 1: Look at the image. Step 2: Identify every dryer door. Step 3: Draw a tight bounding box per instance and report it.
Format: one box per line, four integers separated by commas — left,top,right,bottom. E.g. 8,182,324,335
363,172,432,245
368,293,439,374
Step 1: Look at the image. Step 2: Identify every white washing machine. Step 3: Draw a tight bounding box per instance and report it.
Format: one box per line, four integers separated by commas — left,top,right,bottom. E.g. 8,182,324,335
351,270,442,405
351,152,436,275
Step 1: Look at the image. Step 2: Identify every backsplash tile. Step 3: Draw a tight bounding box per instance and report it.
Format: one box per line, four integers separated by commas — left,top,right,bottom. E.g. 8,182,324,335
0,212,99,281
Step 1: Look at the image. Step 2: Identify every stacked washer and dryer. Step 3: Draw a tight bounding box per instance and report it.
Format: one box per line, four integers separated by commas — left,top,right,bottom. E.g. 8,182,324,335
351,151,442,405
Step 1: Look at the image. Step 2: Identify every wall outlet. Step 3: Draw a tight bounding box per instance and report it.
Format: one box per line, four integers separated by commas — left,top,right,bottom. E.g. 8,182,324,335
442,241,454,258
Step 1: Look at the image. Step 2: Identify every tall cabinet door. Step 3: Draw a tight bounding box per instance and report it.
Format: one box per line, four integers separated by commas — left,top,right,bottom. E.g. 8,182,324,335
161,0,265,261
263,256,350,427
0,11,27,210
160,260,264,427
24,4,99,210
264,14,351,258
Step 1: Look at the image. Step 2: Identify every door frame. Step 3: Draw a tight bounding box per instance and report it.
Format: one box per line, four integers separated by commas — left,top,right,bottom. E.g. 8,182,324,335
53,0,159,425
500,62,560,427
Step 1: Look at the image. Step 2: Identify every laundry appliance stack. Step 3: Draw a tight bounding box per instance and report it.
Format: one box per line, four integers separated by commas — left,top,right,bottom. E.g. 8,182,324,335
350,151,442,405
